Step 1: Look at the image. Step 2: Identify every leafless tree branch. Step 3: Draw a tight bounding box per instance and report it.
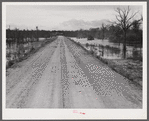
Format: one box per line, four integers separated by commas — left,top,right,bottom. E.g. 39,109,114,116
113,6,140,58
126,11,139,23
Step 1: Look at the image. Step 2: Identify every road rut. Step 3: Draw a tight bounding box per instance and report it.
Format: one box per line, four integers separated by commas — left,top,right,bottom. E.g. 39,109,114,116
6,36,142,108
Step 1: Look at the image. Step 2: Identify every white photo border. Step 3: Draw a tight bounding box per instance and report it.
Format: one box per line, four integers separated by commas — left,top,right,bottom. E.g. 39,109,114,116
2,2,147,120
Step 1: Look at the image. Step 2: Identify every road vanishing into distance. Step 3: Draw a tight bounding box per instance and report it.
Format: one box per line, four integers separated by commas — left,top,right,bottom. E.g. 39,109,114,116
6,36,142,108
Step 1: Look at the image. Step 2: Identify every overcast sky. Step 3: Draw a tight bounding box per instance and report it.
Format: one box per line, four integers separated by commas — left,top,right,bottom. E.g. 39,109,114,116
6,5,142,30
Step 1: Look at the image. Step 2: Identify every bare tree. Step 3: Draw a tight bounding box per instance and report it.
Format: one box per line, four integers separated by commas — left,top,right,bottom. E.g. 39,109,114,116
114,6,140,59
101,23,106,40
36,26,39,41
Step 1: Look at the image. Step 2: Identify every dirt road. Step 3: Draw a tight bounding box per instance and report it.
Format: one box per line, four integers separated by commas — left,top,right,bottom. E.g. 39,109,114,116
6,36,142,108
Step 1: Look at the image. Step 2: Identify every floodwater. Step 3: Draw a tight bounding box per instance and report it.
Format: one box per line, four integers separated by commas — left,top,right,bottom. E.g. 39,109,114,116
71,37,142,59
6,38,46,67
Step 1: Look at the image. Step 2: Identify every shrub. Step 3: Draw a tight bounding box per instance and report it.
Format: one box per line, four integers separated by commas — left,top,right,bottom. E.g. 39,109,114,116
87,35,94,40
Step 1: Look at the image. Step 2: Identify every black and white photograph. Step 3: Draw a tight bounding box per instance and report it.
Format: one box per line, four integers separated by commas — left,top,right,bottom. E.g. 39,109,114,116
2,2,147,119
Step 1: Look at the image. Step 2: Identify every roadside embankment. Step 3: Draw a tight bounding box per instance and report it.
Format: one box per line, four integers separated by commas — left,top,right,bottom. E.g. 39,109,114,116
68,38,142,87
6,37,57,70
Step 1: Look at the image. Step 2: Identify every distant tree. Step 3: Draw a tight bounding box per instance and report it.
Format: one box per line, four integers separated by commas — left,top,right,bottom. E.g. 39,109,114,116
101,23,106,40
89,28,99,38
77,29,83,38
131,19,142,33
36,26,39,41
108,25,123,45
131,19,143,45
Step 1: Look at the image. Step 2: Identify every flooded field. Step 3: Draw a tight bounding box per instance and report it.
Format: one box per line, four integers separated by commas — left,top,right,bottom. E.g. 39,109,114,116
6,38,47,68
71,37,142,60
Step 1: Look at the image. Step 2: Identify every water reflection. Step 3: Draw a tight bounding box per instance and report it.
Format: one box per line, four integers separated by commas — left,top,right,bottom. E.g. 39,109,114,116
84,43,142,60
6,38,46,68
71,37,142,60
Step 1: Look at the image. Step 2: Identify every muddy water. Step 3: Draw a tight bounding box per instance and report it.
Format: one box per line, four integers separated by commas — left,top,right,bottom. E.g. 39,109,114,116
6,42,32,61
6,38,46,66
71,37,142,59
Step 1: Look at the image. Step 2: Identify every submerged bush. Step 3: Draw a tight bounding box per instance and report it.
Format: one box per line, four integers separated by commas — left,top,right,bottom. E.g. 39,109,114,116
86,43,89,47
87,35,94,40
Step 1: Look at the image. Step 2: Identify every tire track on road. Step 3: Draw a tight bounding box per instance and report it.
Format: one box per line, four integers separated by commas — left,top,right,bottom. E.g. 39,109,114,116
6,39,59,108
60,39,71,108
24,40,62,108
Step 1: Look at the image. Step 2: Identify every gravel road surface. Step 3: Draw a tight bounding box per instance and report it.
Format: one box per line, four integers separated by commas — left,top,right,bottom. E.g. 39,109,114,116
6,36,142,108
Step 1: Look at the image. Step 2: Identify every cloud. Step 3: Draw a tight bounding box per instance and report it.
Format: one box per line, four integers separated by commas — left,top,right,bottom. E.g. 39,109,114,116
54,19,110,30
